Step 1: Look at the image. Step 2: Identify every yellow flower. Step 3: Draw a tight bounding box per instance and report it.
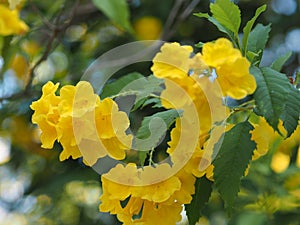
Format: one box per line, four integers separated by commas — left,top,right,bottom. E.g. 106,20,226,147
271,151,290,173
167,118,217,180
57,81,132,164
31,81,132,165
269,123,300,173
30,81,60,148
9,54,29,81
201,38,256,99
133,16,162,40
151,42,194,80
100,163,195,225
250,116,282,160
0,4,28,36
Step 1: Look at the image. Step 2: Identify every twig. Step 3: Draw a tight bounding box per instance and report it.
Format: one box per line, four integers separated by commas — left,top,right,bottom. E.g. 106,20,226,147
161,0,185,40
180,0,201,20
0,0,80,103
161,0,201,40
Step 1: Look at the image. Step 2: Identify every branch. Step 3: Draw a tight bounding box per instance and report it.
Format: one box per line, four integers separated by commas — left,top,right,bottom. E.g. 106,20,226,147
0,0,80,103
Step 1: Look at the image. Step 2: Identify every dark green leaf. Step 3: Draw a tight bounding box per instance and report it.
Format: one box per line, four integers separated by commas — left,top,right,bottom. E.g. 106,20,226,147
185,177,213,225
101,72,144,98
270,51,292,72
251,66,290,131
213,121,256,208
242,4,267,54
92,0,132,32
210,0,241,35
134,109,182,151
101,74,163,111
281,87,300,137
247,23,271,53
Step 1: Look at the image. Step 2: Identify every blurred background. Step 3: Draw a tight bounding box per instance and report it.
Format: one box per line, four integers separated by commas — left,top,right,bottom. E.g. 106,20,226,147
0,0,299,224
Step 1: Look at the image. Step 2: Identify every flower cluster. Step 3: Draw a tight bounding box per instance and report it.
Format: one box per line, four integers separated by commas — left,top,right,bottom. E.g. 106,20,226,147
30,81,132,166
31,37,257,224
99,38,256,224
100,163,195,225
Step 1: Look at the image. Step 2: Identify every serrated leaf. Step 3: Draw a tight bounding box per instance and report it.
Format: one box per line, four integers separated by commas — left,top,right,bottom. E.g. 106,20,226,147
281,87,300,137
242,4,267,54
247,23,271,53
92,0,132,32
134,109,182,152
270,51,292,72
185,177,213,225
251,66,290,131
213,121,256,208
210,0,241,35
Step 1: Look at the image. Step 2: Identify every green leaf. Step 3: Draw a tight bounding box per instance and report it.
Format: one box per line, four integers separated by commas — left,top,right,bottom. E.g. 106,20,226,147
281,87,300,137
134,109,182,152
251,67,290,131
194,13,234,39
247,23,271,61
130,75,164,111
185,177,213,225
92,0,132,32
101,74,164,111
101,72,144,98
270,51,292,72
213,121,256,208
210,0,241,36
242,4,267,54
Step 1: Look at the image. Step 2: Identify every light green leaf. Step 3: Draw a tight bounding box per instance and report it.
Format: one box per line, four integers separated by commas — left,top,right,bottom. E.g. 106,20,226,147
270,51,292,72
242,4,267,54
194,13,233,39
251,67,290,132
213,121,256,208
185,177,213,225
281,87,300,137
210,0,241,36
134,109,182,152
92,0,132,32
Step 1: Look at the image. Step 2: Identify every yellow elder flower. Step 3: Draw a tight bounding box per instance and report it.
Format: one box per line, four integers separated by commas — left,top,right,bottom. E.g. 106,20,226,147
100,163,195,225
250,116,282,160
0,4,28,36
133,16,162,40
151,42,194,80
270,123,300,173
30,81,60,149
271,151,290,173
201,38,256,99
31,81,132,165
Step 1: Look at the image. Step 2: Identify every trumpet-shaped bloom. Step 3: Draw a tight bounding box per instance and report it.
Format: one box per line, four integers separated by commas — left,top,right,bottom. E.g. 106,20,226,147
0,4,28,36
250,116,282,160
151,42,194,79
30,81,60,149
201,38,256,99
31,81,132,165
100,163,196,225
